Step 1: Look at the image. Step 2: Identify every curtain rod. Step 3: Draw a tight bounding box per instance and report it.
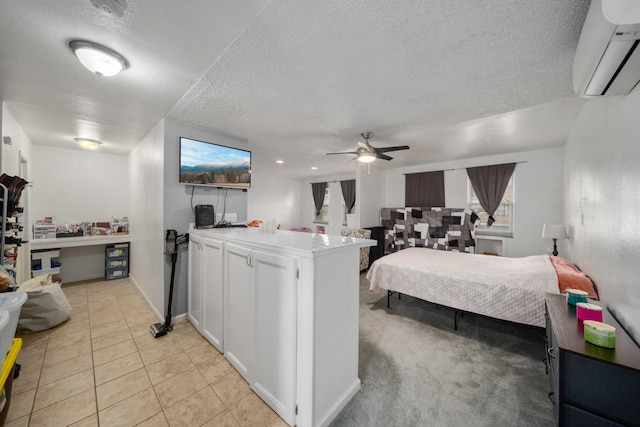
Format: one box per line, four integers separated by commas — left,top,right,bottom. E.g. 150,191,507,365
403,160,527,175
310,179,354,184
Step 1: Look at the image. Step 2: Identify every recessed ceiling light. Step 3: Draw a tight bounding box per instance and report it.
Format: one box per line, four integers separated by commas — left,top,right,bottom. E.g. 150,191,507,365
311,166,318,170
75,138,102,150
69,40,129,77
276,160,284,164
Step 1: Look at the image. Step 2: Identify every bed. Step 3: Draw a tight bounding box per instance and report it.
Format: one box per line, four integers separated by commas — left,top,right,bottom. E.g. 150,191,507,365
366,248,598,328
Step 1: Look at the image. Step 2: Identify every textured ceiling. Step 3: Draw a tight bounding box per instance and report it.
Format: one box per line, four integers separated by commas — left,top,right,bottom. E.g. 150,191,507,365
0,0,590,176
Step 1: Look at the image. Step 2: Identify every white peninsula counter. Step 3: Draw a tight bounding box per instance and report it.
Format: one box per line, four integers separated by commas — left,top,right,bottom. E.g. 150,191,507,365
188,228,375,427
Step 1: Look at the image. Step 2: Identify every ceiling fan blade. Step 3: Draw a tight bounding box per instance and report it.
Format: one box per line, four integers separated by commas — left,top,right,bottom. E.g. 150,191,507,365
375,145,410,154
377,153,394,161
326,151,359,155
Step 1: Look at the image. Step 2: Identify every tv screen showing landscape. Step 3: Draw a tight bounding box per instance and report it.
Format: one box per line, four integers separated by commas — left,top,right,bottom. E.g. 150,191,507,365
179,137,251,188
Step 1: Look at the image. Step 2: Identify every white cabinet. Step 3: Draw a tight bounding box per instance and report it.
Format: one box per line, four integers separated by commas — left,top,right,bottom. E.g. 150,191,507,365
223,243,253,379
188,234,224,351
188,234,203,331
251,250,297,425
189,228,374,427
201,238,224,351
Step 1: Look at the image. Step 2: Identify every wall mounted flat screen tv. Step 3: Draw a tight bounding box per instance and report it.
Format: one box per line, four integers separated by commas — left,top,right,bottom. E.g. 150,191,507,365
179,137,251,189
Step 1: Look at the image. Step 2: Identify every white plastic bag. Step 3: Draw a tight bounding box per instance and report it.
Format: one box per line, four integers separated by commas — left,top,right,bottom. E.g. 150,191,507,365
18,282,72,332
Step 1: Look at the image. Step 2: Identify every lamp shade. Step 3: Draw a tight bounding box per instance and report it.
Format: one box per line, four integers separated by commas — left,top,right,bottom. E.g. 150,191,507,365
542,224,568,239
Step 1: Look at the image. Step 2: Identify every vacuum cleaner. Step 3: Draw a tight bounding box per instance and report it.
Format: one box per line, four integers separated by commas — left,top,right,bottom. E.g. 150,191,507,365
150,229,189,338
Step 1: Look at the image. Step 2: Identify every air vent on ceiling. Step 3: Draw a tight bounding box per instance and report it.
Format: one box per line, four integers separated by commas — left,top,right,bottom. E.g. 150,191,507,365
90,0,127,18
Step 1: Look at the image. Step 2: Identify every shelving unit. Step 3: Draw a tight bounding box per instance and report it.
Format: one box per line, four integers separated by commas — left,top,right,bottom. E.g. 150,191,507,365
33,222,56,240
105,243,129,280
1,182,26,280
0,184,7,254
31,249,61,278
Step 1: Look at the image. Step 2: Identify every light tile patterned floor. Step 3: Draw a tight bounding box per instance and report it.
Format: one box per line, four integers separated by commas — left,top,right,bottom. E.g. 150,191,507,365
6,278,288,427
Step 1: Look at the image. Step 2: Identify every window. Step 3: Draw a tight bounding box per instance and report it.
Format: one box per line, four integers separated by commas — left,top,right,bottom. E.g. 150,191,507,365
468,176,514,236
342,199,357,226
314,185,330,223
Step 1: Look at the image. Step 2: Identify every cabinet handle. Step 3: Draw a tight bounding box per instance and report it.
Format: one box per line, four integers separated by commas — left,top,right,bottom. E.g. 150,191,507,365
246,253,254,268
547,348,556,359
548,392,555,405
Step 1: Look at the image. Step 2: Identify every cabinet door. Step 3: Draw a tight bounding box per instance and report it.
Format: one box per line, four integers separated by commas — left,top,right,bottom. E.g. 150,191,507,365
187,235,203,331
252,250,297,426
224,243,253,381
201,238,224,352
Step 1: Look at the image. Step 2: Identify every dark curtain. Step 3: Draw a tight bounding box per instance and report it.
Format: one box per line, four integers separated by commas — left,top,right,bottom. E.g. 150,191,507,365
311,182,328,217
405,171,445,207
340,180,356,214
466,163,516,226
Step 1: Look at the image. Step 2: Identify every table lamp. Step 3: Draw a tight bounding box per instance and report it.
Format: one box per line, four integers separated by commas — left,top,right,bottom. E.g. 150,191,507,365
542,224,568,256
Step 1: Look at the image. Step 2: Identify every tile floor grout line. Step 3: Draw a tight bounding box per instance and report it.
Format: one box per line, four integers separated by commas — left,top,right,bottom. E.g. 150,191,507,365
89,302,101,427
11,278,286,427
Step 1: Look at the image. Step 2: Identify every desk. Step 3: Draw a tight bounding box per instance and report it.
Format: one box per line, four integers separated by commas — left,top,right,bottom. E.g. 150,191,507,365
30,235,132,250
30,235,132,282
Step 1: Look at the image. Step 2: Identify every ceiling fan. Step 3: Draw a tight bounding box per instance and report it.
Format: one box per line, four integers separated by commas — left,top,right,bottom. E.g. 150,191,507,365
326,132,410,163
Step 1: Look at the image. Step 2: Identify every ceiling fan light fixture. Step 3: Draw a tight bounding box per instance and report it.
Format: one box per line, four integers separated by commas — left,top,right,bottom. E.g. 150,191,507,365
75,138,102,150
357,151,376,163
69,40,129,77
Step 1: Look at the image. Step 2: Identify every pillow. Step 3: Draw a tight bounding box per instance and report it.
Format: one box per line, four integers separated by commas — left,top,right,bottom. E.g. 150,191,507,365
549,256,599,300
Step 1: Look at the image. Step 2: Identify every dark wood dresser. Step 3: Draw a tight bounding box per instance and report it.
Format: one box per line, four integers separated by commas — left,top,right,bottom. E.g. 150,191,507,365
364,226,385,268
545,293,640,426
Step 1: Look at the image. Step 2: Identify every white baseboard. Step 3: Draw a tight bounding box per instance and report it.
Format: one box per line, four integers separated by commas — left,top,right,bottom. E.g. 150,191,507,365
129,274,187,324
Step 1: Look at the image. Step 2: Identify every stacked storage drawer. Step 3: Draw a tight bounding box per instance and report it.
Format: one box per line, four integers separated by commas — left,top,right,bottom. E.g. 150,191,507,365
105,243,129,280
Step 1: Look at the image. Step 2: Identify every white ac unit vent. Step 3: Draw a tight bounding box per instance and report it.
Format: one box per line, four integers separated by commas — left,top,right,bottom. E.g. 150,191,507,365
573,0,640,97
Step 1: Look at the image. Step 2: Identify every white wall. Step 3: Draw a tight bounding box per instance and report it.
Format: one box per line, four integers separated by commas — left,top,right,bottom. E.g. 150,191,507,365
29,145,129,282
128,120,166,319
31,145,129,226
357,164,385,228
2,104,33,177
247,172,302,230
383,147,565,257
564,89,640,335
2,104,34,283
302,173,356,235
163,119,249,316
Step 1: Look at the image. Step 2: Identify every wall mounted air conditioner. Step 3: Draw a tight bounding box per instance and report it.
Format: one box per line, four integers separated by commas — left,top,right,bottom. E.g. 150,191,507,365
573,0,640,97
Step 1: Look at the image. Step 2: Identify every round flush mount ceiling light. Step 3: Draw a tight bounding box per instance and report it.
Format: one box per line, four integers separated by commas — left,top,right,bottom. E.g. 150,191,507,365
69,40,129,77
75,138,102,150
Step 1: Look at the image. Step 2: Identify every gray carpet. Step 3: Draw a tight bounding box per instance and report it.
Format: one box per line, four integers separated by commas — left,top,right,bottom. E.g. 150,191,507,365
330,275,554,427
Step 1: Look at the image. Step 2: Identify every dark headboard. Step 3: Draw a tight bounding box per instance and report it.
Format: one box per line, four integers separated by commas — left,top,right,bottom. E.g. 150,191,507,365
380,207,478,254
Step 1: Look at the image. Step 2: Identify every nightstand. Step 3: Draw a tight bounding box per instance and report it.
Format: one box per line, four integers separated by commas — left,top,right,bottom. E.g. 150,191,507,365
545,293,640,426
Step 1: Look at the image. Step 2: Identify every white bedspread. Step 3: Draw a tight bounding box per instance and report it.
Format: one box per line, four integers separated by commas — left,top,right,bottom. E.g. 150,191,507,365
366,248,559,327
